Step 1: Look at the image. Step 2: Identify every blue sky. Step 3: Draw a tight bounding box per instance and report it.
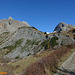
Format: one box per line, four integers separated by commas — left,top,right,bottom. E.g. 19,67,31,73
0,0,75,32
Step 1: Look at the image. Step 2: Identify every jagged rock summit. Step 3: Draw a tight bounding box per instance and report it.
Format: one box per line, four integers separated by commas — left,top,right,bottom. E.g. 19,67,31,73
0,17,31,33
8,16,13,19
54,22,74,33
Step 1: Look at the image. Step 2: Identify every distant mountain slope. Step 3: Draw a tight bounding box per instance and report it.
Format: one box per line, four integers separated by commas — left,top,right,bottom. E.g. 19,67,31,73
0,17,46,58
0,17,75,58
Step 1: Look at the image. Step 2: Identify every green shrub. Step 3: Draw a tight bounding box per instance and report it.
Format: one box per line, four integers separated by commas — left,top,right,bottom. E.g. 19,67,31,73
41,39,49,47
3,45,15,50
15,55,19,59
15,38,24,46
44,32,47,34
31,27,37,30
50,36,58,47
25,39,38,46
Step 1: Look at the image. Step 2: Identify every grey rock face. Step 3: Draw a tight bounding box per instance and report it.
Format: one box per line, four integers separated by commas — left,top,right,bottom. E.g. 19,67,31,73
0,18,31,33
54,22,74,33
48,33,75,46
54,51,75,75
8,16,13,20
0,18,46,58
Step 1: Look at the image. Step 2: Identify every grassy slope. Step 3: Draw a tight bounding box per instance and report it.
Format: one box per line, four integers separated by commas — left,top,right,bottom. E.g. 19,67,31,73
0,45,75,75
5,49,54,75
24,45,75,75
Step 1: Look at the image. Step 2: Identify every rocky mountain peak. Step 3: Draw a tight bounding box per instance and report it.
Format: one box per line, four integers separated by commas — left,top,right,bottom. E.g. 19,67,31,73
54,22,74,33
0,18,31,33
8,16,13,20
59,22,66,24
22,21,30,27
59,22,68,27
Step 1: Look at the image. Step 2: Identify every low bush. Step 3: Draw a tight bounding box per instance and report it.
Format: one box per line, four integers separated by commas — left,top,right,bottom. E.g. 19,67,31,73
41,39,49,47
50,36,58,47
23,44,75,75
31,27,38,30
15,55,19,59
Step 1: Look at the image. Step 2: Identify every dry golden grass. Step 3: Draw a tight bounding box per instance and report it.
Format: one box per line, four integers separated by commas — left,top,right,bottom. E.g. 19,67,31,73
7,50,54,75
7,56,37,74
45,66,54,75
58,48,75,67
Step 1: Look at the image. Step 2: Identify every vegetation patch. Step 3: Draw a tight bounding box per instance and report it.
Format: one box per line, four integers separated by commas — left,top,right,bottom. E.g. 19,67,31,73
41,39,49,47
3,45,16,51
50,36,58,47
24,44,75,75
15,55,20,59
21,39,40,52
0,32,9,37
1,32,9,35
44,32,47,34
25,39,39,46
15,38,24,46
6,49,54,75
31,27,38,30
41,36,59,50
2,38,24,53
18,26,26,29
2,44,75,75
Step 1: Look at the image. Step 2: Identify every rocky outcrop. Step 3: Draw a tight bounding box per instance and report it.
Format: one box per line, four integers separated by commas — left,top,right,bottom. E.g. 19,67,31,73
54,50,75,75
0,17,46,58
8,16,13,20
54,22,75,33
0,17,31,33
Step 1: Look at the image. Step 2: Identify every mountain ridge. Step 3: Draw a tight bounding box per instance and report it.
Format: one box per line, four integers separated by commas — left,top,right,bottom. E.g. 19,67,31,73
54,22,75,33
0,18,75,58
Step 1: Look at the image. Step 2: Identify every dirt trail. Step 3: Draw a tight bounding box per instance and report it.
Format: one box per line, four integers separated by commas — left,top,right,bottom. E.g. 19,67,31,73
55,52,75,75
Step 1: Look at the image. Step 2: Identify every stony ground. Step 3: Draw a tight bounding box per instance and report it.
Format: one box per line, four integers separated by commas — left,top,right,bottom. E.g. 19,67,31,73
54,52,75,75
